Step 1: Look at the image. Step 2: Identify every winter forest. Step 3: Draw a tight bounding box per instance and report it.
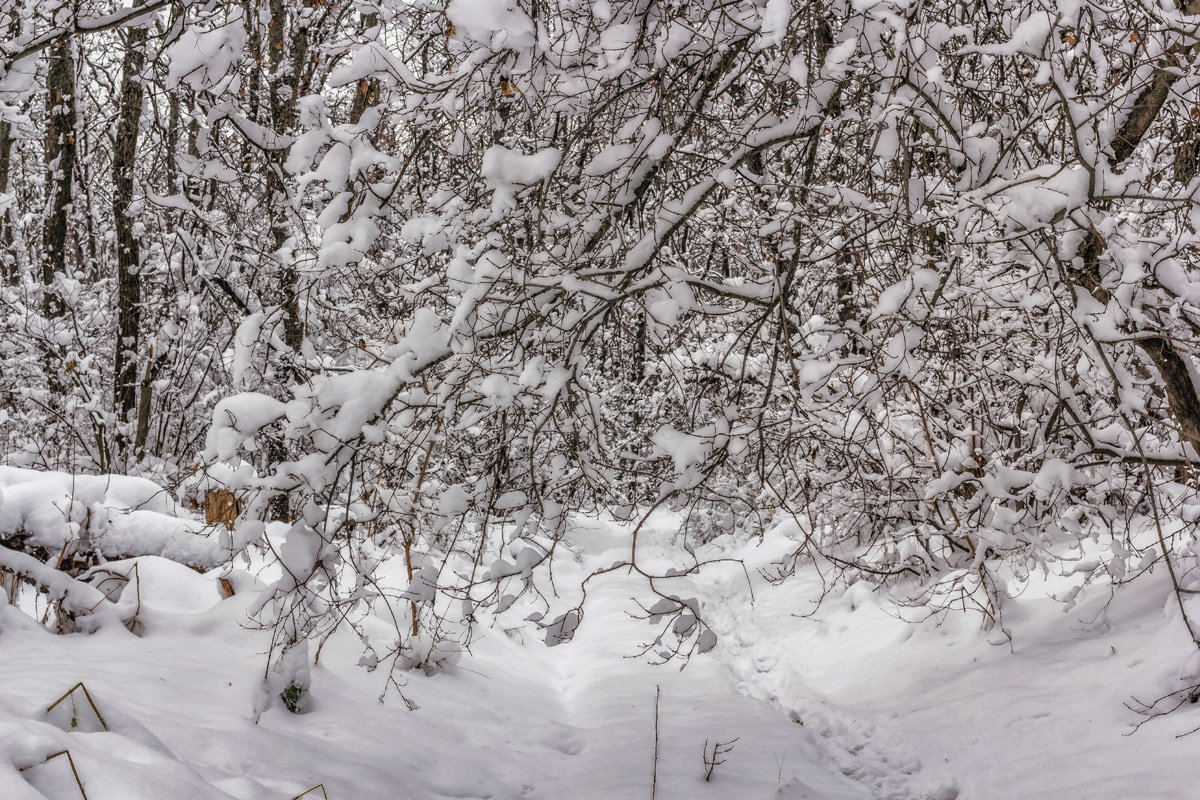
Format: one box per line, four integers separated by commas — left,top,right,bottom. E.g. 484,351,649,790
1,0,1199,797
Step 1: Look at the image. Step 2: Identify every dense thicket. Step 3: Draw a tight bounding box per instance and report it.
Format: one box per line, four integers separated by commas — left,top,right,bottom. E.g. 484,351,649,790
4,0,1200,682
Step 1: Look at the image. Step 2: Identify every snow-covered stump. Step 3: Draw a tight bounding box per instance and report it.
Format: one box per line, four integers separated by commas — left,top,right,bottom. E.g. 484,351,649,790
0,467,229,635
0,546,133,633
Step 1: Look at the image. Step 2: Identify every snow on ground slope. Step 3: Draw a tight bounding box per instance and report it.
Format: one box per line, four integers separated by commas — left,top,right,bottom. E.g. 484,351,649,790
1,496,1197,799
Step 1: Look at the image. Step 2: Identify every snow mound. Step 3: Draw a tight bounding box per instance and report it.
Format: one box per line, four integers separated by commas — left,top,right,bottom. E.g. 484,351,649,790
0,468,221,568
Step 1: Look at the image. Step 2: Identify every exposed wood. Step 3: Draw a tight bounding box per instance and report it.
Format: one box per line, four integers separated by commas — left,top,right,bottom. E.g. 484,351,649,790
205,489,242,530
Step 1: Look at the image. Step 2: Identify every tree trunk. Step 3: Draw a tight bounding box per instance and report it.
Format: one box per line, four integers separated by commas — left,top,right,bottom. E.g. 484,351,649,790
267,0,306,357
43,36,75,319
42,35,76,395
113,26,148,465
261,0,311,521
0,117,13,283
0,8,15,282
134,347,162,456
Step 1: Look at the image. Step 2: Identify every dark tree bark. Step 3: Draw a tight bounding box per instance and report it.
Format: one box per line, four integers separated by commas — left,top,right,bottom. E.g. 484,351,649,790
0,6,16,281
260,0,316,521
113,26,149,464
43,35,75,324
0,116,13,283
267,0,306,357
41,34,76,400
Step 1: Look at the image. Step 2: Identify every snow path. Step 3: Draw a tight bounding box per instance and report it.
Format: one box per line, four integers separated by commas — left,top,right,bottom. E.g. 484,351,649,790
699,548,961,800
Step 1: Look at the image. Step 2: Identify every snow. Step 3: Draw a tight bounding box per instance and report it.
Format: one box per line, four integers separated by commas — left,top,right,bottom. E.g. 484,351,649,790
446,0,537,52
206,393,287,462
3,487,1199,799
0,469,220,569
165,23,247,94
984,164,1091,232
756,0,792,50
481,145,561,217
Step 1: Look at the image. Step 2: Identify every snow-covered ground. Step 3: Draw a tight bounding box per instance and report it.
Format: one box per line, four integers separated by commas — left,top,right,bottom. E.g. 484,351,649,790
1,478,1197,799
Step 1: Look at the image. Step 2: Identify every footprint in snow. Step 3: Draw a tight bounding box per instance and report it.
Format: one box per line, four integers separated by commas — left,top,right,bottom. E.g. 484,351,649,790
704,576,959,800
799,704,959,800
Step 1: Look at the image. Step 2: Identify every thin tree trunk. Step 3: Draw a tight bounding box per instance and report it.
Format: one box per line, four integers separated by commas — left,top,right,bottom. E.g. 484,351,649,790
113,26,148,465
0,117,13,283
42,35,76,394
43,36,75,316
134,346,162,456
268,0,306,356
262,0,310,521
0,10,15,283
